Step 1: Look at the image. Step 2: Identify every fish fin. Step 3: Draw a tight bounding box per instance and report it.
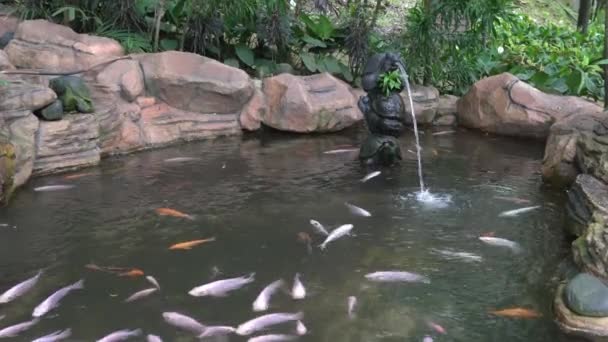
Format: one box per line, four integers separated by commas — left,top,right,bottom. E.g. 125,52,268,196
294,311,304,320
247,272,256,281
71,279,85,289
131,329,143,336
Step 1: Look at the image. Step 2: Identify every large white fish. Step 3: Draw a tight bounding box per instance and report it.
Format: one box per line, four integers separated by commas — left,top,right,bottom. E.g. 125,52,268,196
147,335,163,342
96,328,142,342
236,312,304,336
296,321,307,335
162,312,206,334
33,185,75,192
32,328,72,342
146,276,160,290
361,171,381,183
189,273,255,297
253,279,285,312
347,296,357,319
498,205,540,217
365,271,430,284
345,202,372,217
319,224,354,250
423,336,434,342
163,157,200,163
291,273,306,300
198,326,236,338
124,287,158,303
309,220,329,236
248,335,298,342
32,279,84,317
479,236,522,253
0,270,43,303
432,248,483,263
0,318,39,338
323,148,358,155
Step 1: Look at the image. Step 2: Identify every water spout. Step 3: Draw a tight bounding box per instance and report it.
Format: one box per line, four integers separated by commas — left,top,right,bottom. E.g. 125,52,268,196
398,64,425,194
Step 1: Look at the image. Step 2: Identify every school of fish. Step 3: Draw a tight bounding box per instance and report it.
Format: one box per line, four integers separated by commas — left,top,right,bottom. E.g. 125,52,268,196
0,158,546,341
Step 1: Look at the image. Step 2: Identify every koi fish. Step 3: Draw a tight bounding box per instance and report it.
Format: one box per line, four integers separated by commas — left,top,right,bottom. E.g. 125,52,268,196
169,237,216,250
490,307,542,319
493,196,532,204
499,206,540,217
155,208,194,220
63,172,95,180
119,269,145,278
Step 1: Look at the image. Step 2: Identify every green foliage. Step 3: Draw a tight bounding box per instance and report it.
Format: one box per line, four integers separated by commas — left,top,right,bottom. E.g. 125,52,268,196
95,25,153,53
476,14,606,100
378,70,402,96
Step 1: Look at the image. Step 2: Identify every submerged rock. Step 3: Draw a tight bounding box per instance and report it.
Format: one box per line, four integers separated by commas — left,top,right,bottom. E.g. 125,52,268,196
458,73,602,139
556,284,608,340
262,73,362,133
565,273,608,317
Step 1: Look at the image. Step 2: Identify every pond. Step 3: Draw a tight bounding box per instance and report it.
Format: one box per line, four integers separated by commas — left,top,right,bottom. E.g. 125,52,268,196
0,128,570,341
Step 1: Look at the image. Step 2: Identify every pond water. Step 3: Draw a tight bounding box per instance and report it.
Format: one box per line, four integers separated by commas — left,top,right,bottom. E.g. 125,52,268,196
0,128,571,341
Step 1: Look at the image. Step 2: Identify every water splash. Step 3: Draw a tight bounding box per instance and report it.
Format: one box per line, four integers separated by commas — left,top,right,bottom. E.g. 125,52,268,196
398,64,425,194
415,189,452,209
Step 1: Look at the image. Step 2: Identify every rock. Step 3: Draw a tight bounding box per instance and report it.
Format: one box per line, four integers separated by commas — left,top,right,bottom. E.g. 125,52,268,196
577,118,608,185
567,174,608,236
359,134,402,166
565,273,608,317
136,51,254,114
0,14,18,38
36,100,64,121
437,95,459,117
49,76,94,113
0,79,56,112
139,102,241,147
458,73,602,139
240,89,266,131
95,103,143,155
434,114,456,126
8,113,39,189
0,50,14,71
95,59,144,102
0,138,15,205
543,112,604,186
33,114,100,175
5,20,123,72
135,97,156,108
262,73,363,133
555,284,608,340
401,84,440,125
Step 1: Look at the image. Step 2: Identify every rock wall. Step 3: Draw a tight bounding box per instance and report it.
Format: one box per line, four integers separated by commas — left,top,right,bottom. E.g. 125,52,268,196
0,19,385,204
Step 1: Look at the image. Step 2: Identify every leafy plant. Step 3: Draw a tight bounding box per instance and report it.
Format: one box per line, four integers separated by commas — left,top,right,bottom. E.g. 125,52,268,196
378,70,402,96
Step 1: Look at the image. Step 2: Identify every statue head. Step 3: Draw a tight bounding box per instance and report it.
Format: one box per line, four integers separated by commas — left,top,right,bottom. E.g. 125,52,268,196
361,52,406,92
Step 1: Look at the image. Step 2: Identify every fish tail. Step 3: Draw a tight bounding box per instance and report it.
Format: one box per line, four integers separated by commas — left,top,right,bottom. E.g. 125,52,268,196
318,243,326,250
71,279,85,290
294,311,304,320
186,215,196,220
247,272,256,281
131,329,143,336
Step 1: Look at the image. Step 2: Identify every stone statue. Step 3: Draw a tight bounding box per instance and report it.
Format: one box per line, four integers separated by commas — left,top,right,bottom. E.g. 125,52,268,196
358,52,407,166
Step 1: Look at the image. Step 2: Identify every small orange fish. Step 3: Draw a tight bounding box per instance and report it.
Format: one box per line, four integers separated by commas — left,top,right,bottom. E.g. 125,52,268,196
155,208,194,220
63,172,95,180
119,269,145,277
169,237,216,250
297,232,311,243
426,321,446,334
490,308,542,319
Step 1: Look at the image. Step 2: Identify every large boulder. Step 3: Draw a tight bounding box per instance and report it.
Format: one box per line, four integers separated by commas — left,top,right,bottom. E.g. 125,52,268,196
434,94,458,126
458,73,602,139
139,102,241,147
0,50,14,71
567,174,608,237
5,20,123,72
95,103,143,155
136,51,254,114
577,118,608,185
92,58,144,103
33,114,100,175
400,84,440,125
543,112,605,186
240,88,266,131
565,273,608,317
262,73,363,133
0,123,15,205
0,79,56,114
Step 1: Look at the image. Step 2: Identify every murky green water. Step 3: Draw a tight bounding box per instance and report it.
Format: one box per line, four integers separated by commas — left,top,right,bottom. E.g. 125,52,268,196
0,128,571,341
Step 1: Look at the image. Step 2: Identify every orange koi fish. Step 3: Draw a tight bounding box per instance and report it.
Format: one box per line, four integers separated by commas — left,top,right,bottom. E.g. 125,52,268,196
155,208,194,220
118,269,145,277
490,308,542,319
169,237,216,250
63,172,95,180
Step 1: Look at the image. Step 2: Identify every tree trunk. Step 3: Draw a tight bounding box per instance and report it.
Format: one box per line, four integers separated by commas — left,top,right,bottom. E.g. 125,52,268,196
370,0,383,28
604,0,608,108
578,0,592,33
153,0,166,52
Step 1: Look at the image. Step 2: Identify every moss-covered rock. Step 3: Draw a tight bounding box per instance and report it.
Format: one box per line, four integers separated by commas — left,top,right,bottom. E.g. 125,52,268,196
49,75,94,114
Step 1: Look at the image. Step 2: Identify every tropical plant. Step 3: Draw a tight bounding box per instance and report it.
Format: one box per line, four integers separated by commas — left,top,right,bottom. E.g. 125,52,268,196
378,70,402,96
